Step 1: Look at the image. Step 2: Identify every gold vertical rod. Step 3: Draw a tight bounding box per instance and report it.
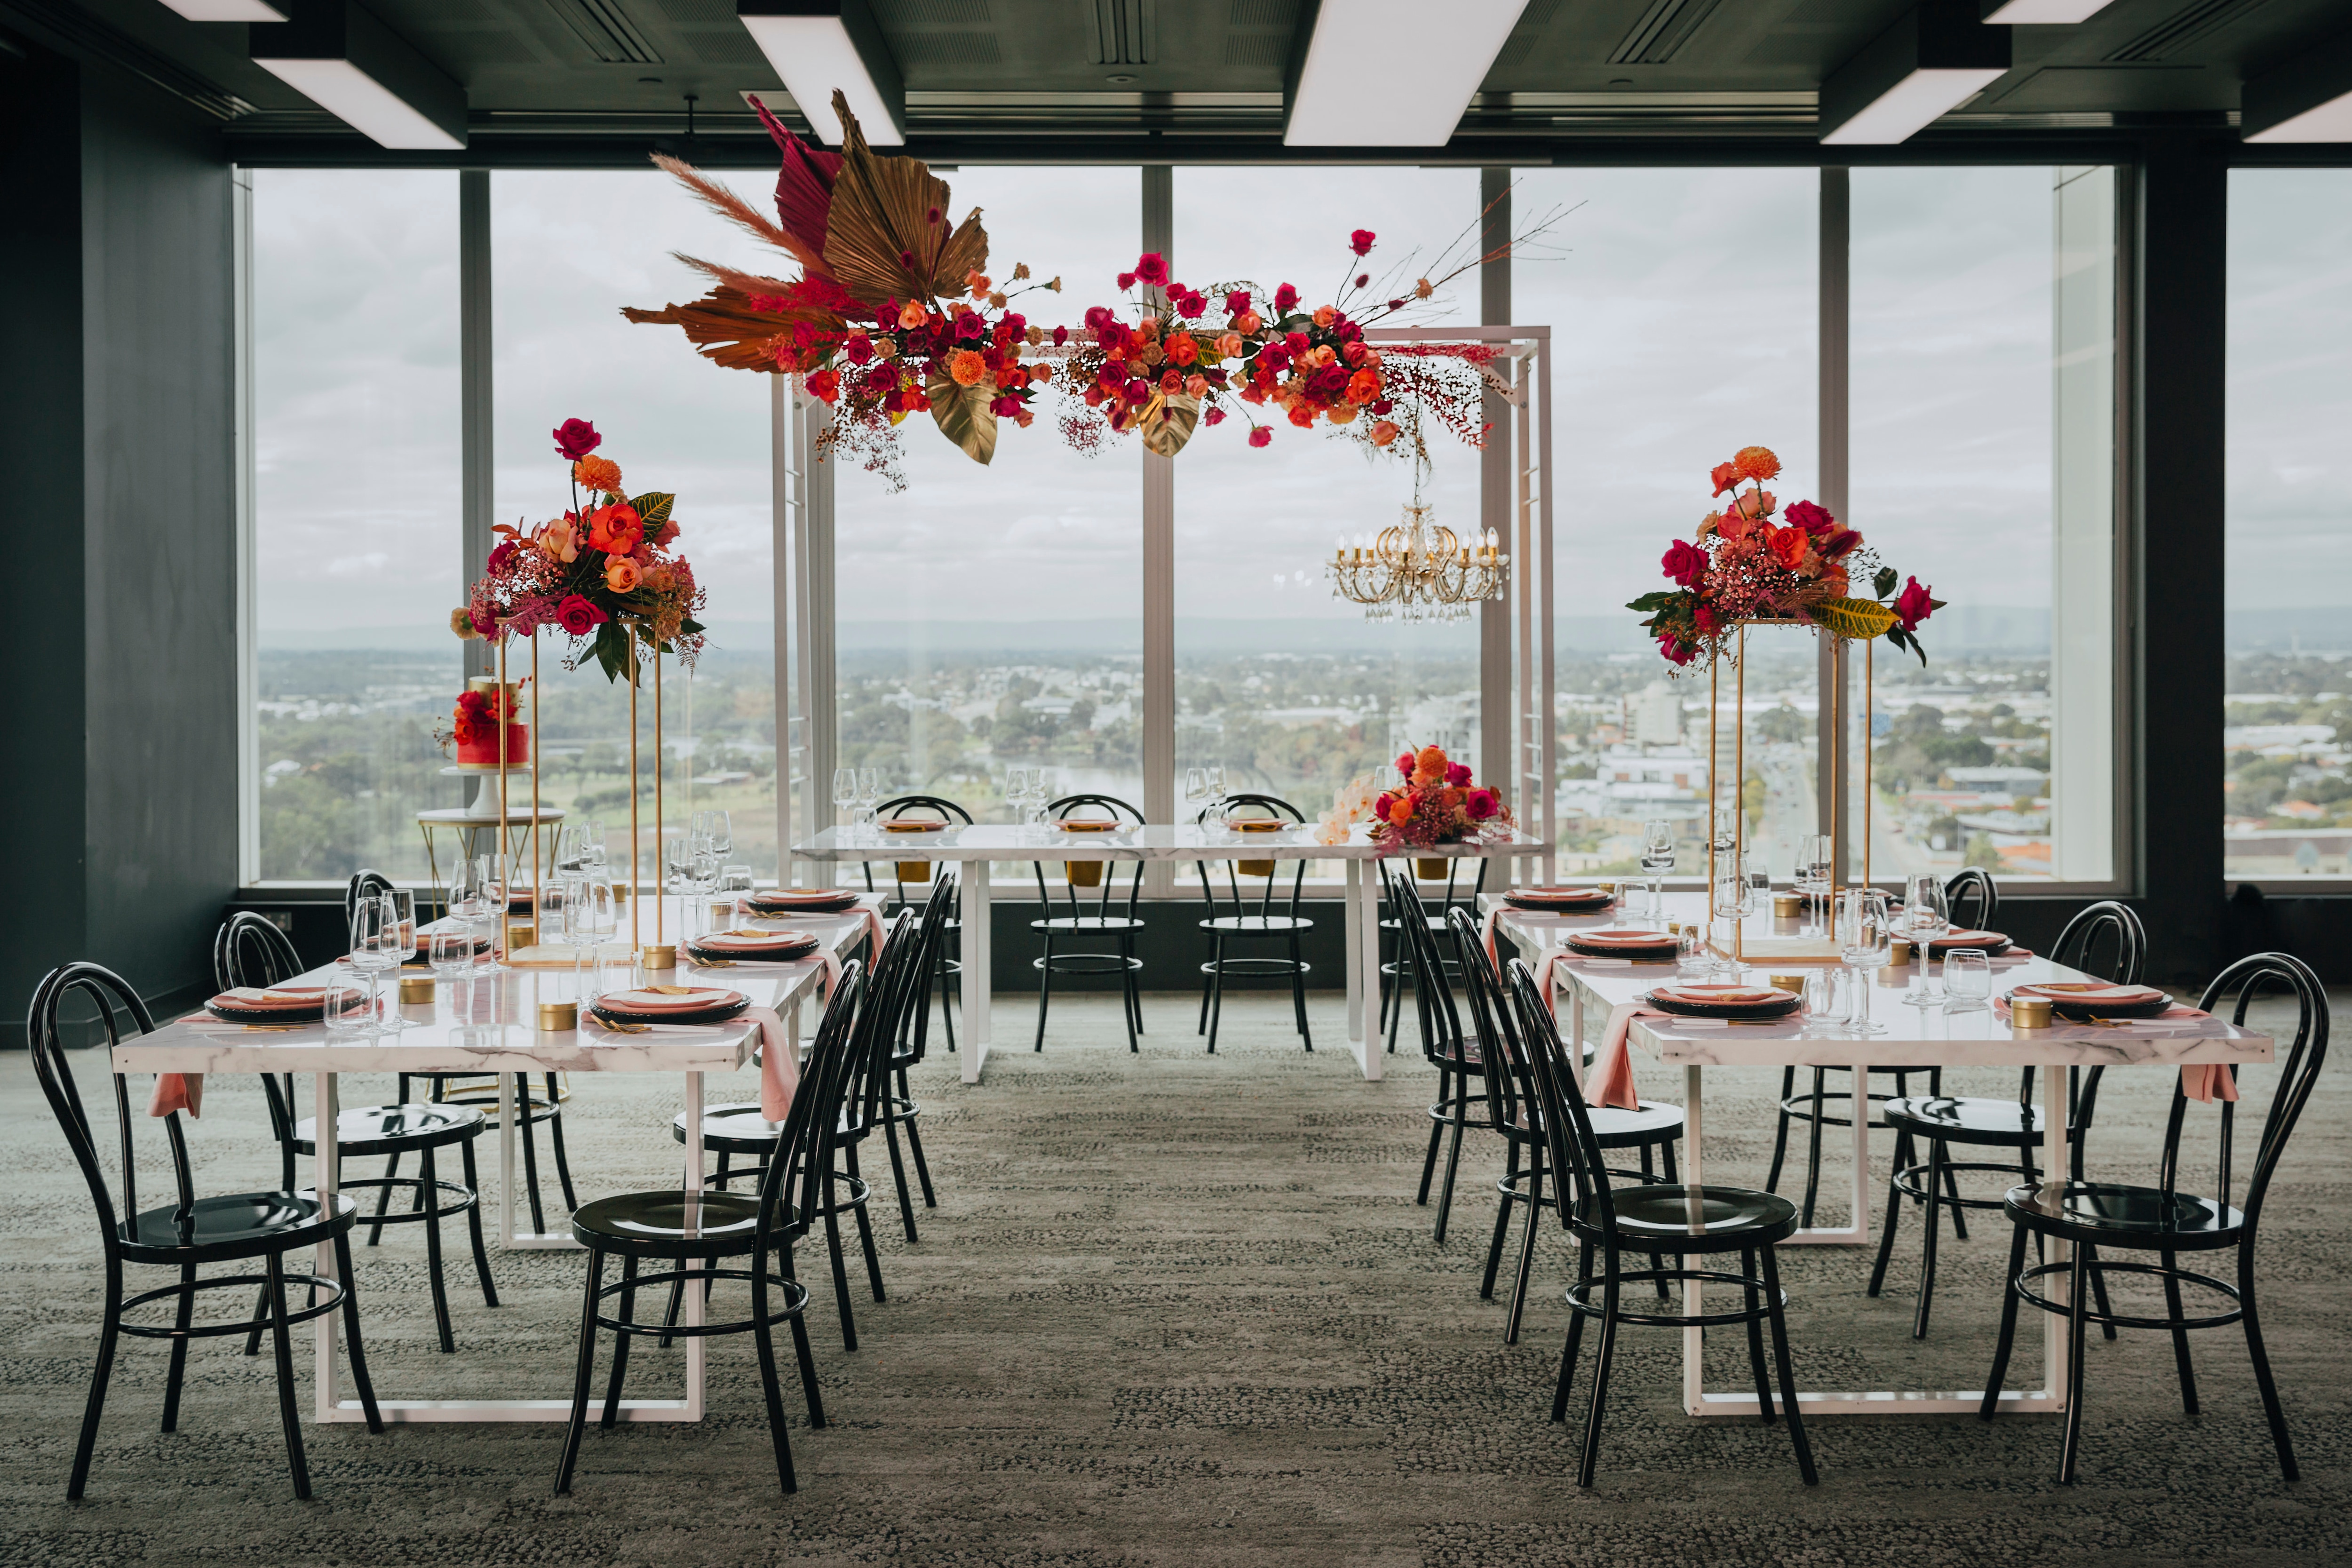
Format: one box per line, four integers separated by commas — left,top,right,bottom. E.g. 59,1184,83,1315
530,630,541,921
1707,652,1718,925
628,625,640,954
655,647,665,947
1734,623,1746,963
1864,639,1874,889
496,629,511,957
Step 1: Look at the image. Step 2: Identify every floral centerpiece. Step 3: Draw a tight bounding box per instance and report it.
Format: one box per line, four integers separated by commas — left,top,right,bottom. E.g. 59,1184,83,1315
454,417,707,683
624,93,1057,486
1370,745,1513,854
1626,446,1942,668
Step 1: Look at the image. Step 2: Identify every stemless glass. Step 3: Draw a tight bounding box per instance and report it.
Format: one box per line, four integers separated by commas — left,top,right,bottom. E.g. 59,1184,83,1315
429,929,474,981
1708,853,1753,977
322,977,371,1035
1836,887,1892,1035
719,862,755,924
1640,818,1676,923
1943,947,1992,1011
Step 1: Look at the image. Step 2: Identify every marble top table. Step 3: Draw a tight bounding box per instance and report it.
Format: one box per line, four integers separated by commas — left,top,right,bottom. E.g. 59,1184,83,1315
108,894,878,1428
1484,895,2273,1425
795,824,1550,1082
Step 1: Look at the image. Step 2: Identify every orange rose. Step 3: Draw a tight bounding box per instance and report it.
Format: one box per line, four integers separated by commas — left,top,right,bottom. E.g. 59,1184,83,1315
1387,796,1415,826
898,301,928,329
604,556,642,594
1766,525,1809,570
1287,404,1316,429
587,503,642,555
948,349,986,387
1234,310,1263,334
1312,305,1337,328
1734,445,1781,482
965,270,991,299
1346,368,1380,403
572,455,622,495
537,517,580,563
1214,332,1244,359
1368,419,1399,448
1184,374,1208,398
1166,334,1199,366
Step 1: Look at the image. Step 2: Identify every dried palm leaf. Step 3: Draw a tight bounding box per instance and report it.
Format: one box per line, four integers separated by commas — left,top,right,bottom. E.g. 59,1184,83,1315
651,153,828,278
620,287,789,372
673,253,804,301
822,90,986,306
749,95,840,261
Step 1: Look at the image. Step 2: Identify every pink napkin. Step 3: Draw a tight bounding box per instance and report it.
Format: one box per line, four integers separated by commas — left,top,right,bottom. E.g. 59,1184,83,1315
149,1073,202,1119
1589,1005,1654,1112
746,1005,798,1121
1483,904,1506,970
856,903,887,962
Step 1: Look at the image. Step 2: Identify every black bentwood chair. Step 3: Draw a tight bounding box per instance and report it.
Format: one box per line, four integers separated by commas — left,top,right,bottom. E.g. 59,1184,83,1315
1980,951,2328,1485
1869,901,2145,1338
665,911,921,1351
1505,957,1816,1489
1391,865,1494,1244
1193,793,1315,1054
30,962,383,1501
1380,854,1490,1054
1030,793,1148,1053
555,961,866,1498
1943,866,2000,932
861,870,955,1240
860,794,971,1045
215,914,499,1354
1447,906,1684,1344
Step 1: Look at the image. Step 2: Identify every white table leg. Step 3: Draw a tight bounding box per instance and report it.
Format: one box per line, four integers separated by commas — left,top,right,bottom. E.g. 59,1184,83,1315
961,867,991,1081
314,1071,340,1421
1681,1062,1705,1416
683,1069,704,1420
2043,1060,2070,1411
1344,859,1365,1045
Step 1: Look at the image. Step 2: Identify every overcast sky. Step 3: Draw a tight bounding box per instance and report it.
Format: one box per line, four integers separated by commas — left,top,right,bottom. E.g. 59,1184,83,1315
251,159,2350,651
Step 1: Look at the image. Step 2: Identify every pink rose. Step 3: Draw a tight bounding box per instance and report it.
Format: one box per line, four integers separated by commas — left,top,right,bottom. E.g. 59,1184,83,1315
1783,499,1835,535
1661,539,1708,587
1395,752,1415,779
1894,575,1936,632
555,594,606,636
1224,288,1251,317
1133,253,1168,287
1273,283,1300,315
1374,792,1396,819
1444,762,1472,787
1464,787,1498,820
552,418,601,460
1248,427,1272,448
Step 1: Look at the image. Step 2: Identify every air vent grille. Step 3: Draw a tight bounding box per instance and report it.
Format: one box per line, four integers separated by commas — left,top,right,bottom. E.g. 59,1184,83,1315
544,0,661,64
876,0,992,24
897,30,1002,66
1090,0,1155,65
1227,0,1293,24
2105,0,2273,63
1608,0,1724,66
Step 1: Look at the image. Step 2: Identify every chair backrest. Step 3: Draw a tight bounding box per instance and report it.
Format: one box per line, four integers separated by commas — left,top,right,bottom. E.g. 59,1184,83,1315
1446,904,1538,1138
1194,793,1309,925
1944,867,1998,931
897,868,958,1062
1032,792,1146,921
869,796,975,907
759,956,865,1244
2050,900,2143,986
1392,853,1492,921
841,910,922,1136
1388,865,1471,1074
1503,955,1621,1235
2181,953,2328,1228
346,869,395,930
213,914,310,1154
27,962,175,1261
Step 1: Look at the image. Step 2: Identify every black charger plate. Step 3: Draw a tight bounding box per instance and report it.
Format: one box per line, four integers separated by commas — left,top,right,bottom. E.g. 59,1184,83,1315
1640,987,1803,1020
590,994,752,1028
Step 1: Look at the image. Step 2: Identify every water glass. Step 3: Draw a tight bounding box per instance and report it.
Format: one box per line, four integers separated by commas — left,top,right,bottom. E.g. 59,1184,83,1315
1943,947,1993,1011
1801,968,1845,1035
1793,833,1832,936
1640,818,1675,923
1836,887,1892,1035
429,929,474,979
322,978,372,1035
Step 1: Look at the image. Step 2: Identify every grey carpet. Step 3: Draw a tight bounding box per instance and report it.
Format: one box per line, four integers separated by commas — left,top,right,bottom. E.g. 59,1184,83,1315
0,989,2346,1567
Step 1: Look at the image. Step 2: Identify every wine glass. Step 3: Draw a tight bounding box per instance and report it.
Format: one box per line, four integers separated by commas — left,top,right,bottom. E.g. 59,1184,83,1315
705,809,733,860
856,768,883,832
1640,818,1676,923
1943,947,1992,1012
690,843,721,939
1184,767,1209,827
1900,874,1950,1006
1836,887,1892,1036
1206,763,1229,825
348,894,401,1032
575,877,618,1000
584,818,607,873
832,767,857,834
1793,833,1832,936
476,852,510,968
1709,853,1753,978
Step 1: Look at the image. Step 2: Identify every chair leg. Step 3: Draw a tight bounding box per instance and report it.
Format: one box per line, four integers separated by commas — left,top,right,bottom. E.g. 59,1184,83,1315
938,953,957,1050
780,1246,826,1428
903,1111,938,1209
367,1149,402,1245
1033,935,1053,1052
460,1139,500,1307
821,1174,859,1352
2158,1248,2197,1413
1205,935,1227,1054
1638,1144,1669,1301
2087,1243,2119,1341
1505,1161,1545,1348
1384,942,1411,1055
844,1147,886,1302
67,1288,122,1501
1481,1142,1519,1301
1913,1139,1945,1340
1979,1221,2033,1420
2240,1243,2297,1480
544,1090,579,1211
1576,1256,1623,1488
244,1278,271,1357
1433,1103,1467,1245
1552,1240,1594,1422
1416,1093,1446,1208
1867,1131,1909,1299
555,1248,606,1496
601,1255,639,1428
1939,1152,1969,1242
421,1147,455,1353
1742,1245,1776,1425
517,1079,548,1235
1760,1245,1817,1484
333,1232,384,1431
161,1262,197,1432
264,1250,312,1501
1764,1066,1796,1193
1196,948,1214,1035
1288,931,1312,1050
882,1119,919,1242
1119,943,1142,1052
2057,1244,2092,1484
1800,1070,1828,1230
748,1250,799,1495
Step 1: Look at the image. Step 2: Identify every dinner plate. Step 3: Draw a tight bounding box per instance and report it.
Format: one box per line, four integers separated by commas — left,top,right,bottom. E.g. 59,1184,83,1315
747,891,860,915
1505,886,1612,912
591,988,751,1027
1058,820,1120,832
687,931,819,962
1566,930,1678,959
206,986,337,1023
1642,984,1803,1020
1926,930,2011,957
883,819,949,834
2006,982,2174,1020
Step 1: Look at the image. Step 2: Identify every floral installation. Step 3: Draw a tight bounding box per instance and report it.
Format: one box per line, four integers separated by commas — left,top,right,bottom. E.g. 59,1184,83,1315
1314,771,1388,845
1626,446,1943,669
1051,200,1569,461
623,92,1059,488
454,417,707,684
1369,745,1514,853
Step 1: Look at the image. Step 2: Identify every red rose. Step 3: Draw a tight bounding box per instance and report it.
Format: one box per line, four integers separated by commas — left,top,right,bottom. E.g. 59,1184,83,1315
1783,499,1835,535
1661,539,1708,587
1273,283,1300,314
1225,288,1251,316
553,419,601,460
1203,406,1227,426
556,594,606,636
1116,271,1137,291
1464,787,1499,820
1894,575,1936,632
1248,426,1272,448
1445,762,1472,787
1660,635,1697,667
1396,752,1415,779
1820,528,1861,559
1133,253,1168,287
806,368,841,404
1349,229,1375,257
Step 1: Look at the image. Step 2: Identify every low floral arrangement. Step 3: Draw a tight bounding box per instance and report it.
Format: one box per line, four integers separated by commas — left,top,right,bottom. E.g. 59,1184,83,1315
1052,215,1556,461
1627,446,1941,668
625,93,1056,487
453,417,707,683
1370,745,1512,853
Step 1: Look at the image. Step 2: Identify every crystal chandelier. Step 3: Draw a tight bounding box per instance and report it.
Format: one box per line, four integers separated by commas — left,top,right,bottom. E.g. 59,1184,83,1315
1326,499,1509,624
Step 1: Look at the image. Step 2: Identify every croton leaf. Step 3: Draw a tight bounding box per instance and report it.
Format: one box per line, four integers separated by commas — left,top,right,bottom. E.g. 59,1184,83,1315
630,492,675,529
1807,596,1899,642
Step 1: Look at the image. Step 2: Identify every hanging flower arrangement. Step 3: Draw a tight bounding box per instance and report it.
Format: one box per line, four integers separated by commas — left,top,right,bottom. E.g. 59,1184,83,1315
623,93,1057,488
1626,446,1942,668
454,418,707,683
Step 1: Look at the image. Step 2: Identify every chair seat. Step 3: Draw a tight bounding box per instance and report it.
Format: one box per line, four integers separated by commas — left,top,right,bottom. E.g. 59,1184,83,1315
571,1189,789,1259
1434,1035,1486,1068
1200,915,1313,934
1032,916,1145,932
293,1102,485,1156
118,1189,360,1265
1884,1094,2043,1146
2004,1179,2243,1250
1379,915,1452,934
1572,1184,1797,1250
1505,1099,1683,1150
671,1102,786,1151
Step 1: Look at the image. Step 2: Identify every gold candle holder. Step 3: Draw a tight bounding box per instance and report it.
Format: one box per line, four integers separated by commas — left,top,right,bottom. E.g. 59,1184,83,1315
1767,974,1805,993
641,943,678,970
1414,857,1448,882
1772,892,1801,919
1888,939,1914,966
2010,996,2053,1029
538,1000,579,1032
398,974,436,1004
1065,862,1104,889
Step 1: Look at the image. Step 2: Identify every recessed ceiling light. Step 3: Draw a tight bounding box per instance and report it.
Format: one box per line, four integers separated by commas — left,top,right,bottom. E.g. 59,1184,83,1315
1979,0,2111,20
1820,1,2010,146
639,75,662,84
250,0,466,150
157,0,288,20
1285,0,1530,146
1105,73,1137,84
735,0,904,145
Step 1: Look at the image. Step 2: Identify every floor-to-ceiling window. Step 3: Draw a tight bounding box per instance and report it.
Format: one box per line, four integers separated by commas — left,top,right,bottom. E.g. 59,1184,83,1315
2224,168,2352,880
249,169,461,882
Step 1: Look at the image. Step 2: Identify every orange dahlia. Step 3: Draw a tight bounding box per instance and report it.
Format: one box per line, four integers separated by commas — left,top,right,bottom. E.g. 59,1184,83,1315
572,455,623,495
948,349,986,387
1733,446,1781,482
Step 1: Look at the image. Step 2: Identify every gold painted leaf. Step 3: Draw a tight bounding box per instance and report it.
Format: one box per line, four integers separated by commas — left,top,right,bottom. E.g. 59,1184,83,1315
924,371,998,466
822,91,985,307
1808,596,1899,641
1137,393,1201,459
